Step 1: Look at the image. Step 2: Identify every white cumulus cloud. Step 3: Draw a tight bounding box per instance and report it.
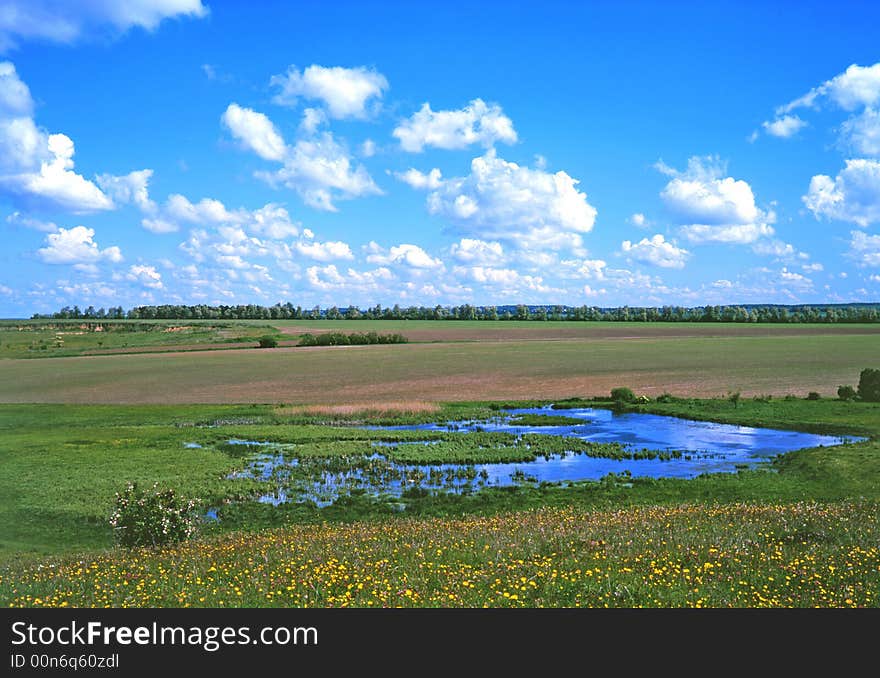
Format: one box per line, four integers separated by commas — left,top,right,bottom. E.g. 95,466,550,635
222,103,381,212
37,225,122,265
365,242,443,269
629,213,648,228
621,234,689,269
803,158,880,227
659,156,776,244
126,264,163,289
295,240,354,262
247,204,300,240
848,230,880,267
221,103,287,162
97,169,156,212
255,131,382,211
449,238,504,265
768,62,880,154
166,194,240,224
0,61,114,211
271,65,388,119
762,114,807,138
393,99,517,152
424,150,596,251
0,0,208,51
395,167,443,190
840,108,880,157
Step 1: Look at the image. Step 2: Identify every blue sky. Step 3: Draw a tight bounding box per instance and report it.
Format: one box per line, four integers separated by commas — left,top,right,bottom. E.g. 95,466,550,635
1,0,879,317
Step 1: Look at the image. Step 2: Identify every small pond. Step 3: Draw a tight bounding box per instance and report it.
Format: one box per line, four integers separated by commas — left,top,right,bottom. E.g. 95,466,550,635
209,406,862,510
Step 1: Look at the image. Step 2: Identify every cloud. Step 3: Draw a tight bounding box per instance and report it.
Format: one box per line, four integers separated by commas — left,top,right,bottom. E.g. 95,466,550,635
6,210,56,231
140,193,243,234
779,62,880,114
299,107,326,134
37,225,122,265
0,0,208,51
840,108,880,156
126,264,163,289
779,267,812,289
306,264,394,293
222,103,381,211
270,65,388,119
141,217,179,234
803,158,880,227
848,230,880,267
621,234,689,269
0,62,113,211
221,103,287,162
452,265,559,296
766,62,880,153
751,239,812,263
393,99,517,152
56,280,117,299
560,258,608,280
365,242,443,269
96,169,156,212
255,131,382,211
166,194,240,224
395,167,443,190
0,60,31,114
295,240,354,262
423,149,596,251
21,133,113,211
449,238,504,265
659,156,775,244
247,204,299,239
762,114,807,138
360,139,376,157
629,213,648,228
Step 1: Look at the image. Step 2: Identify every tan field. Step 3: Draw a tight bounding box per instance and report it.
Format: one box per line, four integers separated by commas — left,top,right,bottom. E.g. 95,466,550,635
0,323,876,404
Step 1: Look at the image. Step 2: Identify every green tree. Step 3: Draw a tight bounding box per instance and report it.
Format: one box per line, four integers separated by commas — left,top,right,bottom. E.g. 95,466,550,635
857,368,880,402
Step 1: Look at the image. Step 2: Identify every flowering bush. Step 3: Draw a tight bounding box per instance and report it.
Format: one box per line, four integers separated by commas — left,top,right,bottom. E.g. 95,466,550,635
110,482,199,548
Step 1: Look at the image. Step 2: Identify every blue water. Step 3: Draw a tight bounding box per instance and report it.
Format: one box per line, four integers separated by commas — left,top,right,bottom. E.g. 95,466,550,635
218,406,863,508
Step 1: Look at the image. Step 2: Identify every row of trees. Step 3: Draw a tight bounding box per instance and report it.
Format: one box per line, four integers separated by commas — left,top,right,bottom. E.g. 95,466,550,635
37,302,880,323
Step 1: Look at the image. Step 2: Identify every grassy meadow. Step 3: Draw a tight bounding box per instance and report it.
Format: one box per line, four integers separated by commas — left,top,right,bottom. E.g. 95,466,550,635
0,319,878,607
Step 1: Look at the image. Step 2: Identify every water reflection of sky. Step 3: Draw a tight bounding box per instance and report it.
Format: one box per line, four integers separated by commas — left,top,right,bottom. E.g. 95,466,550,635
212,406,863,510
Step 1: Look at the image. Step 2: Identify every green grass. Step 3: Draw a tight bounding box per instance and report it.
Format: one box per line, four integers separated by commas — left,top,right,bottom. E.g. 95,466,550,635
0,320,282,359
0,398,878,566
3,501,877,608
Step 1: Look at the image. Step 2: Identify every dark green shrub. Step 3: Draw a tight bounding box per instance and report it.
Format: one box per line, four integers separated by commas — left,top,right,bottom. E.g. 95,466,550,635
857,368,880,402
806,392,821,401
258,335,278,348
837,385,857,402
110,482,199,548
610,387,636,403
298,333,318,346
728,391,742,408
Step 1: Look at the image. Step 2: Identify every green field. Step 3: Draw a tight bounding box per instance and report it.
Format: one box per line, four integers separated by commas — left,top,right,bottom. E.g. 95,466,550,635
0,397,878,607
1,319,879,607
0,320,281,359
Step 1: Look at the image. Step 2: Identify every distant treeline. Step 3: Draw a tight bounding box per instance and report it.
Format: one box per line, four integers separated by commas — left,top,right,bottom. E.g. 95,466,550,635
34,302,880,323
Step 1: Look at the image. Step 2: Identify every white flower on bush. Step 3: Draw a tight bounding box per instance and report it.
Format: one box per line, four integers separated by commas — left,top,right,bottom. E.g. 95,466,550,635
110,482,199,548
